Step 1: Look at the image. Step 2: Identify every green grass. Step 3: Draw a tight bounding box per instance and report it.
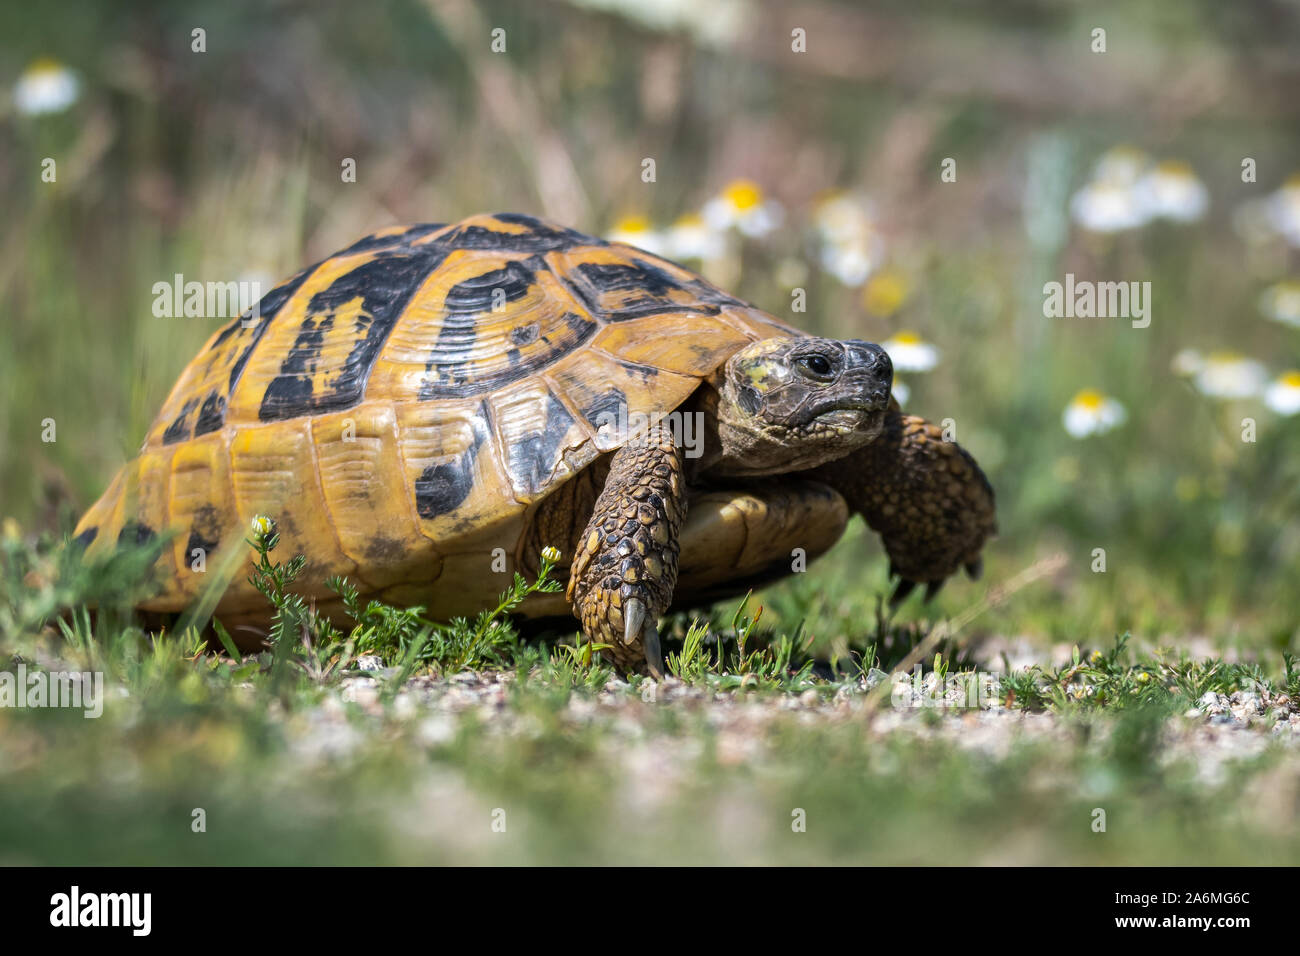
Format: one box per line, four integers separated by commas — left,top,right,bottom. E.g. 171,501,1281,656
2,527,1297,865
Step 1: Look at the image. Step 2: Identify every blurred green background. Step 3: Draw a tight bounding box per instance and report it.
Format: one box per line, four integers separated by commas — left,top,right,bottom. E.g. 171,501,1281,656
5,0,1300,654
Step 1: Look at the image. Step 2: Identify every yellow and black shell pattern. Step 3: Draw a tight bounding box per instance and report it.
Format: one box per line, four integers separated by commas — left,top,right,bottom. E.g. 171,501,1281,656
74,213,798,622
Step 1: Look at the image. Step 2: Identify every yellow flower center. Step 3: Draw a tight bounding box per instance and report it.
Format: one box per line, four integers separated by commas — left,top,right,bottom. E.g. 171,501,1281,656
1206,351,1249,369
890,330,922,345
26,56,66,77
722,180,763,211
673,212,704,229
1073,389,1105,410
862,271,908,316
1154,159,1195,179
1280,371,1300,389
613,215,651,234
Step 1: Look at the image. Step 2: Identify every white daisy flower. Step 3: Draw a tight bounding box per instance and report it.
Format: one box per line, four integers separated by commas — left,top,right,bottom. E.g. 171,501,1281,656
1171,348,1204,377
1092,146,1151,187
1070,147,1157,233
811,191,873,245
891,380,910,406
702,179,782,239
810,191,885,286
1258,280,1300,327
1265,371,1300,416
881,331,940,373
1063,389,1126,438
1266,174,1300,247
818,239,884,287
664,212,724,261
1070,181,1148,233
1192,352,1267,399
13,57,80,116
1134,160,1208,223
565,0,746,47
606,215,668,256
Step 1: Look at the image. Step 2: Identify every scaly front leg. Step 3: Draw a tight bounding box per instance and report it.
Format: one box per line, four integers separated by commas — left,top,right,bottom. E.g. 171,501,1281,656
810,405,996,604
567,422,685,676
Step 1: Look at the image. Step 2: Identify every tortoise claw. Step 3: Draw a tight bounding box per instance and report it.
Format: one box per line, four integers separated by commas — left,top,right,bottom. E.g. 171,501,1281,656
923,578,946,602
965,558,983,580
642,621,663,679
625,598,664,678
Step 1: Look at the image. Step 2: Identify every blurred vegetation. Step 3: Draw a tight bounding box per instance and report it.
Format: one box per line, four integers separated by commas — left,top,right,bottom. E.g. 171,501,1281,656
4,0,1300,657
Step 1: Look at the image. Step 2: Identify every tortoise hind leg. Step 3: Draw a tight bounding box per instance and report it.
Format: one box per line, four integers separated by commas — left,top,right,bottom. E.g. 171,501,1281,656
567,422,685,676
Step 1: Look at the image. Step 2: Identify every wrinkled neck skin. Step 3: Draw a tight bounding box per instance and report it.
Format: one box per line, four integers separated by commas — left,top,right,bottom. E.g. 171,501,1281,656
688,382,886,479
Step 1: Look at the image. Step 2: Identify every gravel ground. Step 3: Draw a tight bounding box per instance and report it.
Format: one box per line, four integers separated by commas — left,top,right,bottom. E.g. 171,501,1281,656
322,662,1300,780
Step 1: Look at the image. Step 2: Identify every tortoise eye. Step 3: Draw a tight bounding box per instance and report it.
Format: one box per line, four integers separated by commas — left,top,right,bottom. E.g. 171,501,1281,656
797,354,834,379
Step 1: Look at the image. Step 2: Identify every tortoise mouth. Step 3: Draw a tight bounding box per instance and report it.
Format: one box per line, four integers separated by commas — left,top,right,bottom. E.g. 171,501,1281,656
807,389,892,425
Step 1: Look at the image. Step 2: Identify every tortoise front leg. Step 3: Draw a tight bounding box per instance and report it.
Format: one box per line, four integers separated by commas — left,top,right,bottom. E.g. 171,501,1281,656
810,405,996,605
567,421,685,676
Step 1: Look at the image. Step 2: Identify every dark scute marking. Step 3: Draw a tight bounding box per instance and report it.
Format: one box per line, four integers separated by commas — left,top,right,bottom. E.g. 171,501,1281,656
162,397,198,445
211,264,314,358
417,310,597,400
74,526,98,549
492,213,545,229
258,311,333,418
414,403,489,520
258,245,449,421
225,263,319,397
184,504,222,559
193,392,226,436
446,259,535,314
338,223,445,256
618,358,659,382
580,386,628,430
416,259,536,398
363,535,405,562
510,322,539,345
117,520,156,547
580,260,681,296
507,392,576,497
436,214,591,254
572,258,735,321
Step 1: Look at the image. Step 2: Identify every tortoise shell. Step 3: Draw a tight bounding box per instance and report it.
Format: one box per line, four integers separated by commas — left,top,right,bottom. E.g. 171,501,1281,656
74,213,801,623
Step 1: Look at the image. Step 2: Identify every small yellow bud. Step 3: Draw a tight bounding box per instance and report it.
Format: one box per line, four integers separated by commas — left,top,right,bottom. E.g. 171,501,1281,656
250,515,274,537
541,546,561,563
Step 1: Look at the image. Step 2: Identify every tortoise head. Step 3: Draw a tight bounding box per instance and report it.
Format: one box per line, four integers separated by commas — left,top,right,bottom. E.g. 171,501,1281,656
709,337,893,476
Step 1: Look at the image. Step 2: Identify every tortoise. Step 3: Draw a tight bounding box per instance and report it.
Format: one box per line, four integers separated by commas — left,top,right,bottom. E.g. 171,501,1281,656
74,212,996,674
